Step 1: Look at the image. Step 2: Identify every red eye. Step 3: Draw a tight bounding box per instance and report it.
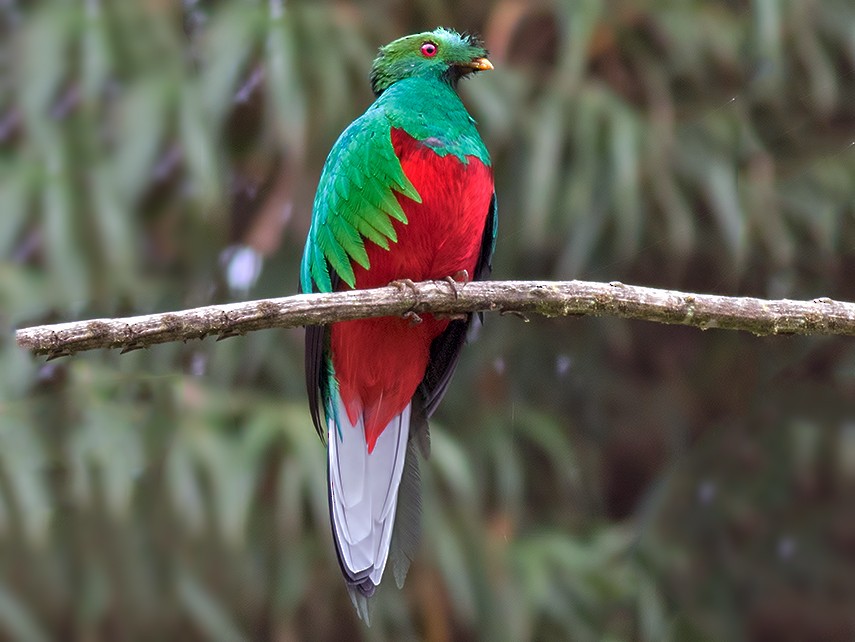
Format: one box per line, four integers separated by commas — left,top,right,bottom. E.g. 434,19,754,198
420,42,438,57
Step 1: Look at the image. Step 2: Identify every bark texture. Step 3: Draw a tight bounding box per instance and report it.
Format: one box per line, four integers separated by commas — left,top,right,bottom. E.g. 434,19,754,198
15,280,855,358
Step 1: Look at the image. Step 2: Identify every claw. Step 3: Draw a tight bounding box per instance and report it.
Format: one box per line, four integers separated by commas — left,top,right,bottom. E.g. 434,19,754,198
391,279,422,322
391,278,419,298
452,269,470,283
443,276,461,299
500,309,530,322
403,310,423,326
442,269,470,299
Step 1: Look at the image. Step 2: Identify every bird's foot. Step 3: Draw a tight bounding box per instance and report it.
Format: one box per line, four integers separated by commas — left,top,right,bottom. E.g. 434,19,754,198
441,269,470,299
391,279,421,323
391,278,419,299
403,310,423,326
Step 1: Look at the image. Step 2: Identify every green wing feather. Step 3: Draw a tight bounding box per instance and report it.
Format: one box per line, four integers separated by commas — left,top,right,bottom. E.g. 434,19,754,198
301,107,421,293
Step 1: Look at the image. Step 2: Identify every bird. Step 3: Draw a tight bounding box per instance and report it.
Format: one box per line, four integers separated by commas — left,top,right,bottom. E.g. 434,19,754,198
300,27,497,620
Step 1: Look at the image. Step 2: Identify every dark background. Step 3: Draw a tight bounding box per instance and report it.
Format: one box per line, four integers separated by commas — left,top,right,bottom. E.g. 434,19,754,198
2,1,855,639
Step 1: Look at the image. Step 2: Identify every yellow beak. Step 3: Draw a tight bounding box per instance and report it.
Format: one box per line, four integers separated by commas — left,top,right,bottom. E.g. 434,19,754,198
467,57,494,71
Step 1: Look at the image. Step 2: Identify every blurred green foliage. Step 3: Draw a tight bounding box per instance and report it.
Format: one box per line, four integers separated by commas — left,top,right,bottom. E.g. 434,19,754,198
2,0,855,639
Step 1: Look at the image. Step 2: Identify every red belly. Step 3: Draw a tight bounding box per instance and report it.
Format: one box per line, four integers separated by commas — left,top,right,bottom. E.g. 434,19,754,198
331,129,493,451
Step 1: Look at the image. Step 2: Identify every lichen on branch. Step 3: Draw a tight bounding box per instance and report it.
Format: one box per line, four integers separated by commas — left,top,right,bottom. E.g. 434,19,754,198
14,280,855,359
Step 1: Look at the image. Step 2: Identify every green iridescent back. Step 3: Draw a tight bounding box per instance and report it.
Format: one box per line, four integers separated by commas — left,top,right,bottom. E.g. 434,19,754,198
300,76,490,293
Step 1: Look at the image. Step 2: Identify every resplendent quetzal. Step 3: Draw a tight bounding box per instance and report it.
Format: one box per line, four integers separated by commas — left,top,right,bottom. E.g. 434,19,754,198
301,27,496,617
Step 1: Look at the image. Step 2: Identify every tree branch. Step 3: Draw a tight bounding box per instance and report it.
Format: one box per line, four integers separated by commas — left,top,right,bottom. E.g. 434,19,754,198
14,280,855,358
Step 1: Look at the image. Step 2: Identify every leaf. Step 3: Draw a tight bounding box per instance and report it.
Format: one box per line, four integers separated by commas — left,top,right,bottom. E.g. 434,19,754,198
838,423,855,479
428,426,478,509
0,581,51,642
0,416,50,546
80,1,111,102
609,104,642,259
18,6,73,137
792,3,839,115
522,93,565,248
43,166,90,308
423,492,476,622
188,426,257,547
265,10,306,154
179,87,221,211
199,5,261,128
166,431,206,535
177,569,249,642
555,89,607,276
705,160,746,266
639,574,669,642
0,168,33,259
304,9,353,132
111,77,171,204
515,408,579,487
70,401,145,519
487,430,523,520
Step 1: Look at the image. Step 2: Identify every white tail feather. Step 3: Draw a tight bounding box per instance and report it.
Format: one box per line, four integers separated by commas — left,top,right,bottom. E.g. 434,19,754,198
328,394,410,588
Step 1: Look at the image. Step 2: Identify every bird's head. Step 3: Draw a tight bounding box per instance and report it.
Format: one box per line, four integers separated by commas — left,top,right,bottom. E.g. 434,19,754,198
369,27,493,96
